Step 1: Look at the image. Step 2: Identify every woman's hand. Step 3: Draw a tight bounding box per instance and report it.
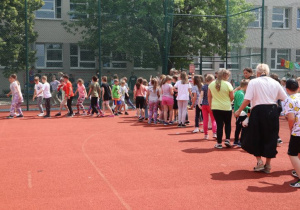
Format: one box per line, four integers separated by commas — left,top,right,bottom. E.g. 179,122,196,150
234,110,241,118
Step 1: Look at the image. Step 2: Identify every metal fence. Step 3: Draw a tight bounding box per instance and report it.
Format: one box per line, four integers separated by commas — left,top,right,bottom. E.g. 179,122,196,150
2,0,299,111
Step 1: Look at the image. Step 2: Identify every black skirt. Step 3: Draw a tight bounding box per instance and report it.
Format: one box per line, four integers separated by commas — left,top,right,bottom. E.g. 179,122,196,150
241,104,279,158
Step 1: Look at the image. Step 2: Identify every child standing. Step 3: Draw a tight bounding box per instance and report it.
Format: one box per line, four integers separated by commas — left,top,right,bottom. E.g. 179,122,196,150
101,76,114,117
50,75,61,106
87,76,101,117
63,75,75,117
233,79,250,146
134,78,146,120
172,75,179,122
7,74,24,119
112,79,122,116
161,76,174,125
32,77,44,117
40,76,52,118
55,79,69,116
283,79,300,187
147,78,160,124
74,79,87,115
120,80,129,115
192,75,203,133
122,77,136,109
199,74,217,139
143,79,149,120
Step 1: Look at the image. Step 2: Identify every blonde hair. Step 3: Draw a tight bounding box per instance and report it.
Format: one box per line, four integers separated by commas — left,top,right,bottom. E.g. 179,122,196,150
42,76,47,81
77,78,84,84
215,69,231,91
163,75,172,85
240,79,249,88
205,74,214,83
256,63,270,76
180,71,188,84
151,78,158,91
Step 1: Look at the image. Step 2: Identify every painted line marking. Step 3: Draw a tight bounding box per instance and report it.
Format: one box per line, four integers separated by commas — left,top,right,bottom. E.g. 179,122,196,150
82,135,131,210
27,171,32,189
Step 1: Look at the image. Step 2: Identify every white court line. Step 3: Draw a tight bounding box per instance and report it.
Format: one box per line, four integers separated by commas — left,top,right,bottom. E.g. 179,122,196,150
27,171,32,189
82,135,132,210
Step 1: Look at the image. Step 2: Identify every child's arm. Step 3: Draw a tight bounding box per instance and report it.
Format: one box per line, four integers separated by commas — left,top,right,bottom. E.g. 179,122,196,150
6,91,12,97
33,89,37,101
169,85,174,95
286,113,295,133
208,89,212,108
97,86,101,98
235,99,251,117
146,89,150,102
84,87,87,97
198,91,204,109
74,89,78,96
87,87,92,98
101,87,105,100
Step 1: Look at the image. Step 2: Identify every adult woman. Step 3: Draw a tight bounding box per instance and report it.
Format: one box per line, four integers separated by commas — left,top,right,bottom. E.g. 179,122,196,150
208,69,234,149
175,72,192,127
243,68,255,80
235,64,287,173
192,75,203,133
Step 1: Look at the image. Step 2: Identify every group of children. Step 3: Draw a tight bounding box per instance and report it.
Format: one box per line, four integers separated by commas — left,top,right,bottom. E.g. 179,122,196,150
5,69,300,188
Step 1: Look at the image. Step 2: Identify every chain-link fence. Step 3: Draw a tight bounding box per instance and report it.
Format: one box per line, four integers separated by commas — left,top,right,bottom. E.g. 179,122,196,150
1,0,299,111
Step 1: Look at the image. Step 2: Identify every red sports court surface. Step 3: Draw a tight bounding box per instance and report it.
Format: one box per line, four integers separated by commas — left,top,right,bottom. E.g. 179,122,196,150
0,110,299,210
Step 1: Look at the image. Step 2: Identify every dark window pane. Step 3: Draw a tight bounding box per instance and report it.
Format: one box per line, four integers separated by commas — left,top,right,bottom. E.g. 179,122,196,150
47,50,62,60
70,44,78,55
80,62,95,68
46,62,63,67
70,57,78,67
80,51,95,61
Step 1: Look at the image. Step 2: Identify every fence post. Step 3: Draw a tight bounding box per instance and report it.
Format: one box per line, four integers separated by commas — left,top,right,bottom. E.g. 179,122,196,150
260,0,265,64
200,55,203,75
98,0,102,80
225,0,229,69
163,0,169,75
25,0,29,111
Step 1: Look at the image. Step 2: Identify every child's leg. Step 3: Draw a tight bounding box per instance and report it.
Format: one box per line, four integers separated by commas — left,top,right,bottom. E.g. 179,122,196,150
16,101,23,115
10,98,17,116
37,96,44,113
168,106,173,121
208,108,217,134
290,155,300,179
163,105,168,122
153,102,158,122
148,101,153,121
45,98,51,116
195,105,200,128
202,105,209,135
126,98,136,109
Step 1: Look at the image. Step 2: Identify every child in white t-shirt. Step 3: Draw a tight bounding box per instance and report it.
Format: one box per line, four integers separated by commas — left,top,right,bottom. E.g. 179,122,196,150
120,80,129,115
32,76,44,117
74,79,87,115
40,76,52,118
7,74,24,119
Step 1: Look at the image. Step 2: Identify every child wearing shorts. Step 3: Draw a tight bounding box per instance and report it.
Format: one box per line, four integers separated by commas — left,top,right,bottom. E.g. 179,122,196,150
87,76,101,117
55,79,69,116
284,79,300,188
161,76,174,125
112,79,121,116
134,78,146,120
101,76,114,117
74,79,87,115
120,80,129,115
172,75,179,122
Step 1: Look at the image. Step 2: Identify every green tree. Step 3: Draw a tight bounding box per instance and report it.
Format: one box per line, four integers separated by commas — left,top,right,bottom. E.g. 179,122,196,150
62,0,254,72
0,0,43,77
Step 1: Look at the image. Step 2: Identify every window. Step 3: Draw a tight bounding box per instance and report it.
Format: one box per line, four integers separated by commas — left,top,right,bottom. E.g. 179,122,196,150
70,0,88,20
70,44,96,68
297,9,300,29
246,48,261,69
296,50,300,63
35,0,61,19
134,53,155,69
102,52,127,69
271,49,290,69
272,8,290,29
195,57,213,70
248,7,262,28
228,48,239,70
36,43,63,68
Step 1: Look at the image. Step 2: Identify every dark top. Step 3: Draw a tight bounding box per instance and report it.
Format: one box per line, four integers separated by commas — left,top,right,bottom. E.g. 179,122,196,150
201,84,209,105
101,83,112,100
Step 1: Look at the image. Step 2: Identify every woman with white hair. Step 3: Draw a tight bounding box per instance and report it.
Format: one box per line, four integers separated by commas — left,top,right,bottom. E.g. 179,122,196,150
235,64,287,173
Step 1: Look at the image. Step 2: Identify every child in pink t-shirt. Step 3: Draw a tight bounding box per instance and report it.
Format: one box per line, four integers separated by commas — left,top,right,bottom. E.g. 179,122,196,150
74,79,87,115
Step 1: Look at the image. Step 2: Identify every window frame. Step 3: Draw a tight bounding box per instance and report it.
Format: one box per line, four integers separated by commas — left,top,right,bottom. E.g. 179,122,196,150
102,52,128,69
35,0,62,19
272,7,290,29
271,49,290,70
297,9,300,29
195,57,213,71
70,44,96,69
36,43,63,69
69,0,89,20
296,50,300,63
248,7,262,28
133,53,156,70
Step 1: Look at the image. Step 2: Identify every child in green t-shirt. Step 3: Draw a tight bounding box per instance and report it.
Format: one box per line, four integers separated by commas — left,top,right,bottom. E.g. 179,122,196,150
112,79,121,115
233,79,250,146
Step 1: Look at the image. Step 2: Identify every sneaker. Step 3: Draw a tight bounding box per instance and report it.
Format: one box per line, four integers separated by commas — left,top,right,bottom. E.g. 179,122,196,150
55,113,61,117
177,123,182,127
290,179,300,188
292,170,299,178
38,113,44,117
233,141,239,146
200,129,204,133
7,115,14,119
185,121,190,125
224,139,231,148
169,121,174,125
87,111,91,115
145,118,148,121
148,121,151,124
254,161,265,172
181,124,186,127
118,112,123,115
139,117,144,121
164,121,169,126
213,133,217,138
114,113,119,116
214,144,222,149
75,112,80,115
81,112,87,116
237,142,242,148
193,128,199,133
125,112,129,115
262,164,271,174
277,138,283,144
204,135,209,140
67,113,73,117
43,115,50,118
16,114,24,118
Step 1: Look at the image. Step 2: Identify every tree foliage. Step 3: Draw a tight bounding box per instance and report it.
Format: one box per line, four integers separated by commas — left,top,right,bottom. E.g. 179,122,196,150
0,0,43,77
62,0,255,71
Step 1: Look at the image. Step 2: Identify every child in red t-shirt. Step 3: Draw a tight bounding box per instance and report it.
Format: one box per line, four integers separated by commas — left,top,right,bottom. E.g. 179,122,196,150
63,75,74,117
